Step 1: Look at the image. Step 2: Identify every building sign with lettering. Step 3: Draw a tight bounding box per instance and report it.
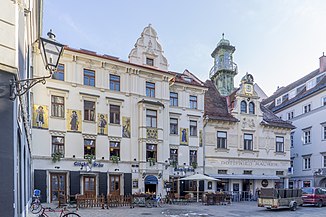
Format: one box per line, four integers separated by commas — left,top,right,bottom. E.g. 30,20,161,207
212,159,282,168
74,161,104,168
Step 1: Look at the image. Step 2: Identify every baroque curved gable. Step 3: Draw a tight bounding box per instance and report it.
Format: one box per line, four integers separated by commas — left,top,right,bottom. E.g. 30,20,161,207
128,24,168,71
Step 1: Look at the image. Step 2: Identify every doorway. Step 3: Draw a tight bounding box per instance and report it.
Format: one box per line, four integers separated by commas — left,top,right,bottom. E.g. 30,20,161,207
109,175,120,196
83,176,96,197
50,173,66,202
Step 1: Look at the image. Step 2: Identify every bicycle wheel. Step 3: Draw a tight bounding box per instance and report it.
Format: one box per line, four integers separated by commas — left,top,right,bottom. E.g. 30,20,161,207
145,200,152,208
157,200,163,207
62,213,81,217
30,203,42,214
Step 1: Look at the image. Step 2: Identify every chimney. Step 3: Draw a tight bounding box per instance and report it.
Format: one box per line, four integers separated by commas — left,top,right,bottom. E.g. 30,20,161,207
319,52,326,72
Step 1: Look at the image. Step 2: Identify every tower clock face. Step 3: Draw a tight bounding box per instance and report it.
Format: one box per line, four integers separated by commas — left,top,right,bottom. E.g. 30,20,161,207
245,84,253,95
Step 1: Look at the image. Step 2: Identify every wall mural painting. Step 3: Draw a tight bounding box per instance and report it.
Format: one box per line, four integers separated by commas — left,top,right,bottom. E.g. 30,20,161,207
180,128,189,145
33,105,49,129
98,113,108,135
66,109,82,132
122,116,131,138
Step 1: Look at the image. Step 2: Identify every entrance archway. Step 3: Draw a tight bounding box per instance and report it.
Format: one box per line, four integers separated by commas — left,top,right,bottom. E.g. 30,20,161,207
145,175,158,194
319,178,326,187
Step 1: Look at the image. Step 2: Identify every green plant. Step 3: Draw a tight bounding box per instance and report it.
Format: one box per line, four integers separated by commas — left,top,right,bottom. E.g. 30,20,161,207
148,157,156,166
52,152,63,163
191,162,198,169
110,155,120,164
84,154,96,164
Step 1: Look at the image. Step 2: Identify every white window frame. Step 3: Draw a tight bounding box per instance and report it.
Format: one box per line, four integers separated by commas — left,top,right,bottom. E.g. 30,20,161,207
303,128,311,144
287,111,294,120
303,103,311,114
217,131,227,149
244,134,253,151
275,136,284,153
303,156,311,170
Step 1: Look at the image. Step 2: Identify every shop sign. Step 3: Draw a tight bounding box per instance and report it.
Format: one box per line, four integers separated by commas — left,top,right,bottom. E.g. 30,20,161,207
74,161,104,167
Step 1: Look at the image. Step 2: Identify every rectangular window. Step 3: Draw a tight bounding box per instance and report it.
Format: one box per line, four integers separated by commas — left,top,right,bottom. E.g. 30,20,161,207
110,141,120,159
303,129,311,144
170,118,178,135
282,94,289,102
52,136,64,157
84,139,95,158
146,109,157,128
84,100,95,121
244,134,253,150
303,157,311,170
190,150,197,166
109,105,120,124
110,74,120,91
146,144,157,161
243,170,252,175
217,131,227,149
276,136,284,152
218,170,227,174
84,69,95,86
51,96,64,118
52,63,64,81
291,132,294,147
170,149,178,166
276,171,284,176
323,97,326,106
146,58,154,66
170,92,178,106
303,104,311,113
323,125,326,140
323,156,326,168
190,95,197,109
287,111,294,120
190,120,197,136
146,82,155,97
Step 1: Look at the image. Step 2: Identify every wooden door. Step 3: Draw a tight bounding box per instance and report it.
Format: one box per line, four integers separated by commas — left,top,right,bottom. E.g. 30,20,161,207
50,173,66,202
109,175,120,195
83,176,96,197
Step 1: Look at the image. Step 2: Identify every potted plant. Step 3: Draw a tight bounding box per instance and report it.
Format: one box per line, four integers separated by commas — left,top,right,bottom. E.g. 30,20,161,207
191,162,198,169
52,152,63,163
84,154,96,165
148,157,156,166
110,155,120,164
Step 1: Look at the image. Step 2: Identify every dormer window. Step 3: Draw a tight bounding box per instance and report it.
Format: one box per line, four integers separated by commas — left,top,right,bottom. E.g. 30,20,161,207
276,97,282,106
146,58,154,66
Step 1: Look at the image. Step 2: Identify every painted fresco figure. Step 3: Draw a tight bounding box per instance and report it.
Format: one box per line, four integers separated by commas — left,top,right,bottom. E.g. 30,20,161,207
98,114,107,134
181,128,187,143
70,111,78,131
36,106,44,128
122,118,130,138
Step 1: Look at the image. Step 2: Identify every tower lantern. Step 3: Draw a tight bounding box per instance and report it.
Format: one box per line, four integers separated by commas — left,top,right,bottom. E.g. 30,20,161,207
209,34,237,96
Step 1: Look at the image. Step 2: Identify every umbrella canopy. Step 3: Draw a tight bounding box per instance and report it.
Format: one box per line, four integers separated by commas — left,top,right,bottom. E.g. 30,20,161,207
179,174,220,202
179,173,220,181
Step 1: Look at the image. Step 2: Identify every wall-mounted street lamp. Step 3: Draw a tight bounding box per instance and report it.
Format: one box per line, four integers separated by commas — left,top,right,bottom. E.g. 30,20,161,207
10,29,64,100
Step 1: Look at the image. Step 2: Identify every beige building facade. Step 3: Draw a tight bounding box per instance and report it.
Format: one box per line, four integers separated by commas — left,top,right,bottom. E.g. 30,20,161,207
31,25,207,202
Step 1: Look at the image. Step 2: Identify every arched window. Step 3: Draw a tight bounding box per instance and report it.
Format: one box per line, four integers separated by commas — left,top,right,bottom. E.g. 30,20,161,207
241,101,247,113
249,102,255,114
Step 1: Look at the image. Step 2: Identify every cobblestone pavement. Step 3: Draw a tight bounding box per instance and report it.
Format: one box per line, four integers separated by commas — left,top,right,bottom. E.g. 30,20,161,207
29,202,326,217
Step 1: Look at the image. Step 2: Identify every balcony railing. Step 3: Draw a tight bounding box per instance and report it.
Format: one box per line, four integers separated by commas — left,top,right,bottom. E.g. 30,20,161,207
209,62,238,78
146,127,158,139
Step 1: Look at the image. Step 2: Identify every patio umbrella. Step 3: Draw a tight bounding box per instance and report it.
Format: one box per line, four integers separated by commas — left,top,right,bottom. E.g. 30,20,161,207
179,174,220,202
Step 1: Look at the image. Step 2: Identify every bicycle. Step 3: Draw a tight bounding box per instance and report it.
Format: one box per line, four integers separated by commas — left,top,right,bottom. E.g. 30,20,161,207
37,205,80,217
30,189,42,214
145,194,163,208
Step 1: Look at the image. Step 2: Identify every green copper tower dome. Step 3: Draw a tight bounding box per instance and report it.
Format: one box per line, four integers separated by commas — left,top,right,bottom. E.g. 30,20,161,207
209,34,238,96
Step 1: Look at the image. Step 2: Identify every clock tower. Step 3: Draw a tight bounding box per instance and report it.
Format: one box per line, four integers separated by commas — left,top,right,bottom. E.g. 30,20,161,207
209,34,238,96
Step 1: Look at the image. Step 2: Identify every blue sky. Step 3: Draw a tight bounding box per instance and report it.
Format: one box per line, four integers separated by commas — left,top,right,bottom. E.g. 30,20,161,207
43,0,326,96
